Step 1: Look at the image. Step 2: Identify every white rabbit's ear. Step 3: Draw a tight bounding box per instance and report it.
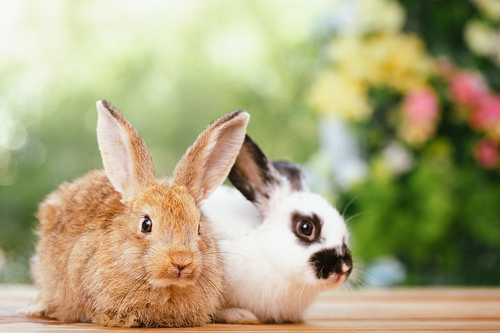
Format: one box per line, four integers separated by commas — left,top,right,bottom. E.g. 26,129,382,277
272,161,309,192
172,110,249,205
228,135,284,210
96,100,156,202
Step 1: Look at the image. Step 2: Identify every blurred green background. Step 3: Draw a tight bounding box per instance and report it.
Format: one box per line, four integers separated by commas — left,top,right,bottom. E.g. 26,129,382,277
0,0,499,286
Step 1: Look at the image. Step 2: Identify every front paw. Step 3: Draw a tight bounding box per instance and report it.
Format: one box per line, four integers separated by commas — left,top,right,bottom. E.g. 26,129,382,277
22,295,50,317
92,313,141,327
215,307,260,324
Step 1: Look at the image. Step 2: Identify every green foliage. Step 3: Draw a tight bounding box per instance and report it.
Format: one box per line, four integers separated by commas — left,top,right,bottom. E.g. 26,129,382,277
340,77,500,284
344,153,500,284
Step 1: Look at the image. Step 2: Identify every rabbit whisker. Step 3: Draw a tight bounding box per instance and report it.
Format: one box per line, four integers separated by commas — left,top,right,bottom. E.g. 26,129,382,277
199,273,223,298
342,194,361,218
196,278,208,299
202,266,239,305
345,211,369,224
116,272,149,312
202,266,225,280
198,274,238,323
200,250,241,257
200,272,232,310
128,274,152,301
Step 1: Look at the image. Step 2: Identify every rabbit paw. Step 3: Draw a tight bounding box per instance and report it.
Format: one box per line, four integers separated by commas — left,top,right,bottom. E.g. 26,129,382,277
215,307,260,324
93,313,141,327
22,295,50,317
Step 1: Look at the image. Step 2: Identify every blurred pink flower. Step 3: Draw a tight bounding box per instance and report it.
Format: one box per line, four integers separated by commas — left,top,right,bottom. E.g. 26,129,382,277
474,139,500,169
449,71,489,107
469,94,500,131
400,87,440,145
402,87,439,123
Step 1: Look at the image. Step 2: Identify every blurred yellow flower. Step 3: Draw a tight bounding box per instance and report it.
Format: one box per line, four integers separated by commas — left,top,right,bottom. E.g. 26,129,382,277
308,70,372,121
328,37,371,82
398,121,436,146
464,20,497,56
474,0,500,21
489,122,500,142
331,33,434,93
349,0,406,35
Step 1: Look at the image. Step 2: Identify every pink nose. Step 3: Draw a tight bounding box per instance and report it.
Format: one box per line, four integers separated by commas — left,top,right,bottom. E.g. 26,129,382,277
172,263,187,272
341,263,352,275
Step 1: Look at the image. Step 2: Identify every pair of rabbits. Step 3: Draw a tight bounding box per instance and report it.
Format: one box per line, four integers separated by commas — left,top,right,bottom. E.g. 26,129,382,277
25,101,353,327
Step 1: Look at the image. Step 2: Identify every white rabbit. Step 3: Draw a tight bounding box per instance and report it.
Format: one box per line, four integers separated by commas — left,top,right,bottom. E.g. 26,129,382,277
201,135,352,324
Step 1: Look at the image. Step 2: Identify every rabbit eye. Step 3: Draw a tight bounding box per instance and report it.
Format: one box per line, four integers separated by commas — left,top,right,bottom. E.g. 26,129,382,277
291,211,322,245
198,223,201,236
298,220,314,237
141,217,152,233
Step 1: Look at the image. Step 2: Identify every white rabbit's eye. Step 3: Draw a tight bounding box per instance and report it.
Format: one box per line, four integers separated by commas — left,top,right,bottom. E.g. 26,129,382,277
298,221,314,237
141,216,152,233
291,211,322,245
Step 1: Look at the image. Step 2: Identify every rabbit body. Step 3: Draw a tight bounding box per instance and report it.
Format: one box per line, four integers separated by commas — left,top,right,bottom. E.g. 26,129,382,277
202,136,353,324
30,171,219,327
26,101,249,327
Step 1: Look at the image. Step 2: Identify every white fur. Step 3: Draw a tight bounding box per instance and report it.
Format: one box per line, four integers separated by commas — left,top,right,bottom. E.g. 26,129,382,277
202,178,349,324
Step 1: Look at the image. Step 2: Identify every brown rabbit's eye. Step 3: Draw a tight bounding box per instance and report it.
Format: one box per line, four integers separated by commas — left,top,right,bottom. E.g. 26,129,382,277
141,217,152,233
198,223,201,236
298,220,314,237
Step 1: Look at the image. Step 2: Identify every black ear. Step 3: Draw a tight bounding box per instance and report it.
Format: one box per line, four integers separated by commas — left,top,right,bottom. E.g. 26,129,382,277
272,161,308,192
228,135,281,204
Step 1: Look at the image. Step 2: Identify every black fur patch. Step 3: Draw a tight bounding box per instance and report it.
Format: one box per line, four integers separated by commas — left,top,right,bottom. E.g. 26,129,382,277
229,167,256,202
273,161,305,192
309,244,353,280
245,136,276,187
291,211,322,245
228,135,279,203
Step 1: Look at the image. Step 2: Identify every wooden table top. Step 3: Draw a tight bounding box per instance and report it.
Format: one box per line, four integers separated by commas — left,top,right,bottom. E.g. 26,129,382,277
1,284,499,332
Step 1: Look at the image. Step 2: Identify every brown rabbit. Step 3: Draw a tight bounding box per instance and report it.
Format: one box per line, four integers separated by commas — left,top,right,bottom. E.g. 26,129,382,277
25,101,249,327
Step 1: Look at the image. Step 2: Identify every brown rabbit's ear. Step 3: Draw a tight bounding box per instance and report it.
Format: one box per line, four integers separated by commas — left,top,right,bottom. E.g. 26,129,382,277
172,110,250,205
96,100,156,202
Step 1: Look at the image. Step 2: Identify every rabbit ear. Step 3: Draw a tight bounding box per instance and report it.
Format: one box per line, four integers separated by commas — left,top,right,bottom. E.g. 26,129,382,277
96,100,156,202
228,135,283,209
172,110,250,205
272,161,309,192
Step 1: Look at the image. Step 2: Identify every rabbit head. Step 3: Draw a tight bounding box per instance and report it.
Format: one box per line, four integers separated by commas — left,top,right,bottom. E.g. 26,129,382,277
228,135,352,289
96,101,249,290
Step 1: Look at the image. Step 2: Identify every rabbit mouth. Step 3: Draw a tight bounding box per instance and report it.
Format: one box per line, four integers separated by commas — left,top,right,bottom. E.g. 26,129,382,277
150,262,200,288
150,274,199,288
321,271,349,288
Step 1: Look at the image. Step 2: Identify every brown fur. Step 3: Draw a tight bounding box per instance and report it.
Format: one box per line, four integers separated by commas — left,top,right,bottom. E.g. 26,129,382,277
26,101,249,327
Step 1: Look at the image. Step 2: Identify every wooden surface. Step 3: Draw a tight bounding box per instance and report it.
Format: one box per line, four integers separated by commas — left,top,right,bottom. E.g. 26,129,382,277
1,284,499,332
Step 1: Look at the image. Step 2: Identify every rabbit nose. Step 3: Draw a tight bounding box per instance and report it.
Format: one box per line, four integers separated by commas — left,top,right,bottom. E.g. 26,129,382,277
171,262,190,272
340,263,352,275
